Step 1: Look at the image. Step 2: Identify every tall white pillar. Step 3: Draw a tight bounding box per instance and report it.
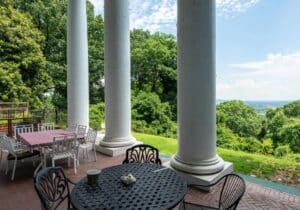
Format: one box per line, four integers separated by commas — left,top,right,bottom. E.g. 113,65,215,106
99,0,136,150
67,0,89,127
168,0,232,184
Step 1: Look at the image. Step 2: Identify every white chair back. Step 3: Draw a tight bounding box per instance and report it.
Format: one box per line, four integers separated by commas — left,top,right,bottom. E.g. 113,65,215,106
67,124,77,133
86,128,97,144
0,135,15,156
77,125,87,136
14,124,33,139
52,134,77,155
38,123,55,131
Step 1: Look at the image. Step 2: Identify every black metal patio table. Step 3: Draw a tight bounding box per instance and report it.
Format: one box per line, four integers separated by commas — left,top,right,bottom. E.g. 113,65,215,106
70,163,187,210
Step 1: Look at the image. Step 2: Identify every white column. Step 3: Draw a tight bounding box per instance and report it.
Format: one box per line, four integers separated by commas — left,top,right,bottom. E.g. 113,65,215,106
170,0,227,175
100,0,136,148
67,0,89,127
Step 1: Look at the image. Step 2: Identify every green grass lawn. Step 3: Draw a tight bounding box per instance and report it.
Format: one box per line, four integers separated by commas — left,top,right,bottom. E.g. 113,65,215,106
133,132,300,187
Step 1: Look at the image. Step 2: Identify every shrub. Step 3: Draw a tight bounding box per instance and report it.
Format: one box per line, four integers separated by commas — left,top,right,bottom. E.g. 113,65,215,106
89,102,105,130
216,125,239,148
279,121,300,153
274,145,291,158
234,137,263,153
262,138,274,155
132,91,177,138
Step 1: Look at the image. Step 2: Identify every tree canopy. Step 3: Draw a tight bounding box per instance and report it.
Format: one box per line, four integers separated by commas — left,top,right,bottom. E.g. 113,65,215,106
0,5,52,108
217,101,263,138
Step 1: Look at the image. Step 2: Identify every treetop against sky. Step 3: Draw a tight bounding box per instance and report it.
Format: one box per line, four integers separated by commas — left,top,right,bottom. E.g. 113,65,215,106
90,0,300,101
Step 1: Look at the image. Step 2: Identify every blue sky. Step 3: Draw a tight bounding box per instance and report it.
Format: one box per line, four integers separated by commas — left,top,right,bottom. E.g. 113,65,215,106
90,0,300,101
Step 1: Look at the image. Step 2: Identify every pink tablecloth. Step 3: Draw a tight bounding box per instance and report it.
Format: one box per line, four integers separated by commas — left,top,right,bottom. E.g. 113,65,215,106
18,130,78,147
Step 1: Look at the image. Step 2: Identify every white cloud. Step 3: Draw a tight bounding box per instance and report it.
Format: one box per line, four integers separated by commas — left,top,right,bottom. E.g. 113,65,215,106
217,51,300,100
216,0,259,18
89,0,259,33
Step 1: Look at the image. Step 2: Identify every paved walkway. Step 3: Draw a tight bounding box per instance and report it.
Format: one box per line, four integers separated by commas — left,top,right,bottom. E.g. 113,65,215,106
0,152,299,210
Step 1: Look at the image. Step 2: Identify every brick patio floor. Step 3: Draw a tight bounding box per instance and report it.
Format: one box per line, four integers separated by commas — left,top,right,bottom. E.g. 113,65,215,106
0,152,299,210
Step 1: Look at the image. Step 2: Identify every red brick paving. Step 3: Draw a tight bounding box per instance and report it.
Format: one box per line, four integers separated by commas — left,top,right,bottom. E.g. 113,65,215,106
0,152,299,210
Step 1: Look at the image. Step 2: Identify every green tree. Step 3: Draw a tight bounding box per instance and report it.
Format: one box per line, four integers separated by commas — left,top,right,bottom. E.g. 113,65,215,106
267,110,288,146
131,91,177,137
280,121,300,153
0,5,52,108
217,101,263,137
131,31,177,119
87,3,105,104
282,100,300,118
10,0,105,108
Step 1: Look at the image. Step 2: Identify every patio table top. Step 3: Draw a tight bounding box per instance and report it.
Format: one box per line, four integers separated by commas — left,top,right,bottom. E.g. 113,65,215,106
18,129,81,147
70,163,187,210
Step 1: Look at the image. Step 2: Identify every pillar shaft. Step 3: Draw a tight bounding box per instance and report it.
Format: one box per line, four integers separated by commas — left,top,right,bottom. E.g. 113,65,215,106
171,0,224,174
67,0,89,127
100,0,135,147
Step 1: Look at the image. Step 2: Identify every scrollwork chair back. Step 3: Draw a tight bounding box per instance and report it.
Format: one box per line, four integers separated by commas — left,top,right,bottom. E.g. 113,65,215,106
123,144,162,165
34,167,72,210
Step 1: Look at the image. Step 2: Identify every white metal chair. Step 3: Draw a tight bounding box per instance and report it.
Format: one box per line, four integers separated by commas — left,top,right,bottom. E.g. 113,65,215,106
78,128,98,162
76,125,87,136
1,134,40,180
67,123,77,133
13,124,34,140
49,134,78,174
38,123,55,131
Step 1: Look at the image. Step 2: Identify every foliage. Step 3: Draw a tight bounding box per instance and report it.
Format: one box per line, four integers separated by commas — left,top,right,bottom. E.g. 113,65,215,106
279,121,300,153
217,101,263,138
282,100,300,118
10,0,68,109
131,30,177,119
89,102,105,130
10,0,105,108
87,2,105,104
267,110,288,146
0,5,52,109
274,145,291,158
133,132,300,187
234,137,264,153
216,124,239,148
261,138,274,155
132,91,177,137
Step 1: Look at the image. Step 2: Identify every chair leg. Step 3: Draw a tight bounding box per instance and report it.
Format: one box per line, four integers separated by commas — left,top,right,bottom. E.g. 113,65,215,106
93,145,97,162
5,160,9,175
0,150,2,169
43,152,47,167
11,159,17,181
32,156,36,167
73,155,77,174
86,148,89,159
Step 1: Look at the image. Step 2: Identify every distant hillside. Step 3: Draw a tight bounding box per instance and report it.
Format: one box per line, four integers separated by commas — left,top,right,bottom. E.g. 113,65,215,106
217,100,291,115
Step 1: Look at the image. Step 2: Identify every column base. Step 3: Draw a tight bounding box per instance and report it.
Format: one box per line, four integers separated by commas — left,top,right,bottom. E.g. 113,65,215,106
170,154,225,174
97,134,140,157
164,161,233,191
100,135,137,147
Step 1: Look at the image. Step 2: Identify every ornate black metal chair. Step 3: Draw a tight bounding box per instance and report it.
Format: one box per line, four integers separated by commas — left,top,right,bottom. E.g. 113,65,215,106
33,167,76,210
180,173,246,210
122,144,162,165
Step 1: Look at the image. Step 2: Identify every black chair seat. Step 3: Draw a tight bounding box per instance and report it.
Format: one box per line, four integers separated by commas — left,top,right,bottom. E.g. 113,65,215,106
7,150,40,160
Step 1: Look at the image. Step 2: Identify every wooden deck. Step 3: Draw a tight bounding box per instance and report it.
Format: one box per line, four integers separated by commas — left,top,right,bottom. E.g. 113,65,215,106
0,152,299,210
